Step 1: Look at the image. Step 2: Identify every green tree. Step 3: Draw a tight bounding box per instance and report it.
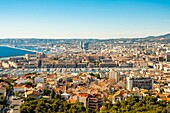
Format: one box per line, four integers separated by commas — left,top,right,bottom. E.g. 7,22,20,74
25,82,33,87
15,91,20,97
50,90,55,99
0,94,5,105
43,88,51,96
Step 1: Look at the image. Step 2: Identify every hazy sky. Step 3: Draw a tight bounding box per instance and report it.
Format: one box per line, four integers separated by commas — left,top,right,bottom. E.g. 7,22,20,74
0,0,170,39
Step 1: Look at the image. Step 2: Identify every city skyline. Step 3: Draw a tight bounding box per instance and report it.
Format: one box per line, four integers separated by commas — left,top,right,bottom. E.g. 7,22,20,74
0,0,170,38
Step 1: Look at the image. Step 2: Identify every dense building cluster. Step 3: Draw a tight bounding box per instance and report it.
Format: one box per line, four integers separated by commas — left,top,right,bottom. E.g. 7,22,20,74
1,37,170,112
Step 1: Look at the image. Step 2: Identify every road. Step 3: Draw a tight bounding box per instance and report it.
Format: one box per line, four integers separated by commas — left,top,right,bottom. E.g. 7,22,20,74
9,96,22,113
1,87,12,113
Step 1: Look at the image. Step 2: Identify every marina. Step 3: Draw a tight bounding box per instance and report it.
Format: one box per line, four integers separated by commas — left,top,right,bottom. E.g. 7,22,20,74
0,67,139,76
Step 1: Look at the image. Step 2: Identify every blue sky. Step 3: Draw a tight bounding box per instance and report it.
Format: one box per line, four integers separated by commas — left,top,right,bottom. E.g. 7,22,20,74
0,0,170,38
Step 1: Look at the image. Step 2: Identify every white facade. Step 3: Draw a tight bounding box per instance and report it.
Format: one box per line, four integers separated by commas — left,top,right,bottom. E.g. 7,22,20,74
109,71,120,83
61,93,70,100
17,79,28,84
13,86,25,93
127,77,133,90
2,62,10,68
34,77,44,84
0,87,6,95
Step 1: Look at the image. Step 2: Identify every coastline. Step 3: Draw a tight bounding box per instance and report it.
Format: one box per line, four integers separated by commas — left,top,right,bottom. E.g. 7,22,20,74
0,45,38,60
0,45,39,53
0,55,25,60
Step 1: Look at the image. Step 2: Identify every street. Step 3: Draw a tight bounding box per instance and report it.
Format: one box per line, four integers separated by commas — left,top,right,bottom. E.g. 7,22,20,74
9,96,22,113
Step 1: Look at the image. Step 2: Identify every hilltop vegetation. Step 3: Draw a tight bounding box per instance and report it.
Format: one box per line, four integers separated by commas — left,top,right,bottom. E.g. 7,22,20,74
20,94,170,113
20,93,89,113
100,96,170,113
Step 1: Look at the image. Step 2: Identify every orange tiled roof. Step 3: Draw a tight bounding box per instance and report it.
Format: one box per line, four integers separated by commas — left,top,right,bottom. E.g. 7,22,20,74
73,77,79,81
159,94,169,98
14,85,25,88
108,95,113,99
47,74,57,78
47,80,54,82
79,93,89,97
53,88,60,93
68,99,76,103
159,98,170,101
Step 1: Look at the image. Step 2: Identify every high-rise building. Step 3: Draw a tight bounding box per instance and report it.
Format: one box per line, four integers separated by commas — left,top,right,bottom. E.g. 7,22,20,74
109,70,120,83
166,52,170,62
83,42,89,50
80,41,83,49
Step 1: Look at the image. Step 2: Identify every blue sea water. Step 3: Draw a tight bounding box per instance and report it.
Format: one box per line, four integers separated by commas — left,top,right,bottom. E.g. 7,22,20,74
0,46,36,58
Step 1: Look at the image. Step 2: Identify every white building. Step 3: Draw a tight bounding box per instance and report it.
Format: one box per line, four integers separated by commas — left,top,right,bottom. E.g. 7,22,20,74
2,61,10,68
61,93,70,100
34,77,44,84
0,87,6,95
109,70,120,83
17,79,28,84
13,85,25,93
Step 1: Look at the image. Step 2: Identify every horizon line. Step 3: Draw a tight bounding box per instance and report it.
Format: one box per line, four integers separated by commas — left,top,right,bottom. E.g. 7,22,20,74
0,32,169,39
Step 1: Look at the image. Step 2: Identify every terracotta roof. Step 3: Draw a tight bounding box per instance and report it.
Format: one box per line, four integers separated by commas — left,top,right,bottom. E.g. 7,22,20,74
140,89,148,93
73,77,79,81
47,74,57,78
14,85,25,88
159,98,170,101
108,95,113,99
159,94,169,98
68,99,76,103
53,88,60,93
79,93,89,97
26,90,40,96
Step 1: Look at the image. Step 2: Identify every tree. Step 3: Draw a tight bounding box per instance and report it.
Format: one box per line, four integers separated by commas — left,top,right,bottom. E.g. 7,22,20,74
9,104,14,108
21,95,170,113
50,90,55,99
0,94,5,105
43,88,51,96
25,82,33,87
21,95,87,113
15,91,20,97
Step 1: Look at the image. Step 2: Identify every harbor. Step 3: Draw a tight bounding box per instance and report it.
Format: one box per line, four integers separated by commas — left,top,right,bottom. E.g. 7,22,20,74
0,45,37,59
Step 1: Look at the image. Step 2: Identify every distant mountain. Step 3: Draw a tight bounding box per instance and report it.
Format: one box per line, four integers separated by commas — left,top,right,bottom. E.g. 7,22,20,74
146,33,170,39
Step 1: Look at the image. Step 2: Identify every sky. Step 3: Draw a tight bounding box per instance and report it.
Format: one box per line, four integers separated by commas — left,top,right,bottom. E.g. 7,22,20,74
0,0,170,39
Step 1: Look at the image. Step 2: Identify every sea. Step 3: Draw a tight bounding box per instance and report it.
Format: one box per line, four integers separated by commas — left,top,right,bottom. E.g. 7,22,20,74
0,46,36,58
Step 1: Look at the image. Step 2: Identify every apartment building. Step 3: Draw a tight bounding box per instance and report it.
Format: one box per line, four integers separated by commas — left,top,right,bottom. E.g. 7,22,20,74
87,95,103,110
127,76,153,90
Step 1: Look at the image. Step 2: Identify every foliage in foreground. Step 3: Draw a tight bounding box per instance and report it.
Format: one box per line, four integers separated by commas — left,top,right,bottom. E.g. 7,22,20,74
20,94,89,113
21,93,170,113
101,96,170,113
0,94,5,105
